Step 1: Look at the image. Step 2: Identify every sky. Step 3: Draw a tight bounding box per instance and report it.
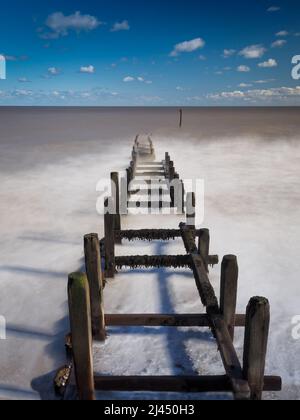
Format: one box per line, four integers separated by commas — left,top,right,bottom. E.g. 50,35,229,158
0,0,300,106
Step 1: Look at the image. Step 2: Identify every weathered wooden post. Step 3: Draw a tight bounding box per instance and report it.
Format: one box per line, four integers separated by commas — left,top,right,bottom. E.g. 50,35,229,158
126,167,133,195
179,109,183,128
198,229,210,273
84,234,106,342
186,192,196,228
104,197,115,278
68,272,95,400
220,255,238,341
111,172,121,243
169,164,175,181
243,297,270,400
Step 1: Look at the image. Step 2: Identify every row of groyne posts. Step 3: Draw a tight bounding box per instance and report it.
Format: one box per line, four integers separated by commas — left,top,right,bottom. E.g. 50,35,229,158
64,136,282,401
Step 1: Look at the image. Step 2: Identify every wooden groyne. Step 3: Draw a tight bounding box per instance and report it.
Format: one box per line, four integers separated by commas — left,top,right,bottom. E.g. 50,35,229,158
63,135,282,401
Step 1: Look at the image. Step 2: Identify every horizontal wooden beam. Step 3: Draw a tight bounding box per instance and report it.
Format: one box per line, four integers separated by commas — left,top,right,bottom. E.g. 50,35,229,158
94,375,282,393
118,229,203,240
105,314,246,327
115,255,191,269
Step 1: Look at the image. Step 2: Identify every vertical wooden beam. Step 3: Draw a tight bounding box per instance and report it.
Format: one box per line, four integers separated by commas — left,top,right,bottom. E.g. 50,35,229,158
126,168,133,194
104,198,115,278
243,297,270,400
179,109,183,128
84,234,106,342
186,192,196,228
111,172,121,243
198,229,210,272
68,272,95,400
220,255,238,341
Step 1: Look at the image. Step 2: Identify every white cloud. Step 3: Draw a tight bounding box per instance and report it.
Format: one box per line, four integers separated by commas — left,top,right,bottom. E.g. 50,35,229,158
267,6,281,12
237,65,251,72
170,38,205,57
41,11,101,39
239,83,253,88
271,39,287,48
80,65,95,74
258,59,278,68
123,76,152,84
276,30,289,37
223,49,236,58
18,77,31,83
208,86,300,102
111,20,130,32
239,45,266,59
123,76,135,82
48,67,60,75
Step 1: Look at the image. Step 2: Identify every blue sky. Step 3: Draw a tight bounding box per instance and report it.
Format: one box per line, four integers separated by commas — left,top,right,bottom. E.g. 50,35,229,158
0,0,300,105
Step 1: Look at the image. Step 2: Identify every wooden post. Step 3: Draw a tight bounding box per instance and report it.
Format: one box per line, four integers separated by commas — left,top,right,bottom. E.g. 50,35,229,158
169,165,175,181
84,234,106,342
243,297,270,400
198,229,210,272
179,109,183,128
104,198,115,278
126,168,133,194
180,180,185,214
220,255,238,341
68,272,95,400
111,172,121,243
186,192,196,228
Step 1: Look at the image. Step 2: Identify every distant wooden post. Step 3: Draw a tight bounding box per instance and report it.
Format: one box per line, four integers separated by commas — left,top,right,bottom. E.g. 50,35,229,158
179,109,183,128
186,192,196,228
180,180,185,214
126,168,133,194
104,198,115,278
169,163,175,181
68,272,95,400
198,229,210,272
111,172,121,243
220,255,238,341
243,297,270,400
84,234,106,342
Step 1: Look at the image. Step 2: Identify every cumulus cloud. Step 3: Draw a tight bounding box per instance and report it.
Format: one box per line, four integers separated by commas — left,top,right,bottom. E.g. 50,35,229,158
237,65,251,72
258,59,278,68
271,39,287,48
267,6,281,12
123,76,135,82
276,30,289,37
223,49,236,58
207,86,300,102
40,11,101,39
123,76,152,84
80,65,95,74
239,83,253,88
239,45,266,59
111,20,130,32
48,67,60,75
18,77,31,83
170,38,205,57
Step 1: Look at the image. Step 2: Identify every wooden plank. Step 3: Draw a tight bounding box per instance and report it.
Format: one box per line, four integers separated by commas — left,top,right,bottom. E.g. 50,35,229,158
198,229,210,273
210,315,250,400
118,228,203,240
180,223,250,400
243,297,270,400
104,198,115,278
115,255,191,269
105,314,247,327
68,273,95,401
84,234,106,342
94,375,281,393
111,172,121,235
220,255,238,341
